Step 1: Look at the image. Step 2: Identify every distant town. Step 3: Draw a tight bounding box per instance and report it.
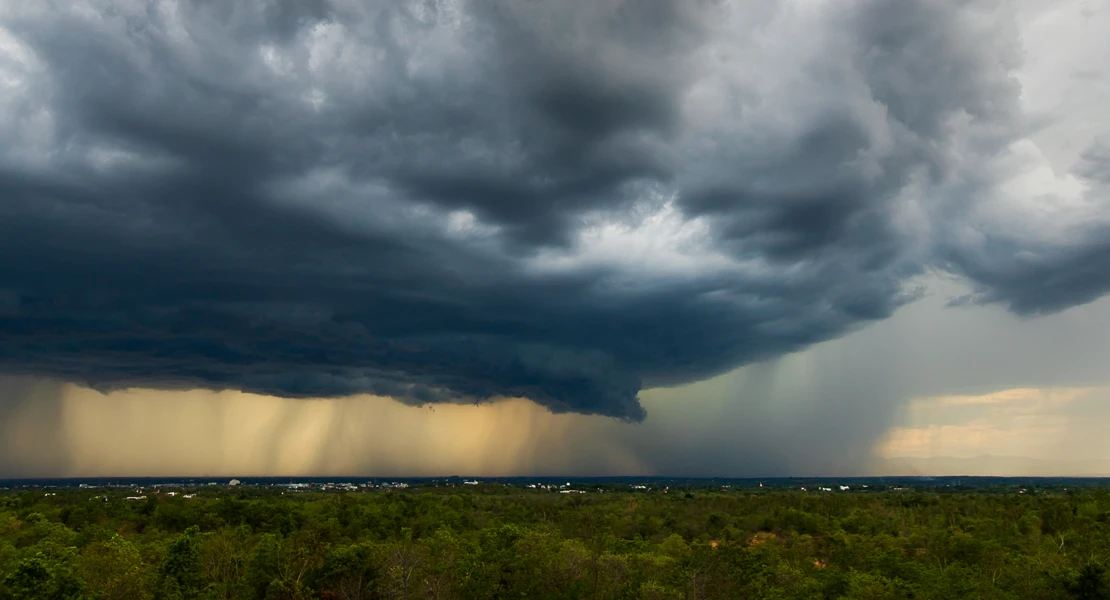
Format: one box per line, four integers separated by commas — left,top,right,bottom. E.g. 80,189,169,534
1,475,1105,497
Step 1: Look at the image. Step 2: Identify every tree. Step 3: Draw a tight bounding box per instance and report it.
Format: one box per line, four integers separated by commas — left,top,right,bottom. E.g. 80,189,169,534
246,534,282,600
313,542,381,600
382,529,425,600
76,535,150,600
199,526,252,600
0,553,85,600
157,526,203,600
1068,565,1110,600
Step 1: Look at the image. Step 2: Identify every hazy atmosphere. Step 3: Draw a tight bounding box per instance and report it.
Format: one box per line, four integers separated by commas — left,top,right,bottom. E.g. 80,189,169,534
2,0,1110,477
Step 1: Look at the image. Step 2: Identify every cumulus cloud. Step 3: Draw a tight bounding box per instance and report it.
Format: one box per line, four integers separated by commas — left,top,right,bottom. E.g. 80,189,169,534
0,0,1108,421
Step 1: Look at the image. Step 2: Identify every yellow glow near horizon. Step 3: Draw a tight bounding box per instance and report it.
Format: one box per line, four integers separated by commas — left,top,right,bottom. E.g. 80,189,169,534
51,385,650,478
6,377,1110,478
874,386,1110,474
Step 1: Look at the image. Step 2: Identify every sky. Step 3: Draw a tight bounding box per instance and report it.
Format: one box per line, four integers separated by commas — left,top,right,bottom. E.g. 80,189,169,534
1,0,1109,477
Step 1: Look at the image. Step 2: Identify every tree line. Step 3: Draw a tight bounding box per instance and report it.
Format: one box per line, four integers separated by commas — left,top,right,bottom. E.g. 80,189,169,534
2,485,1109,599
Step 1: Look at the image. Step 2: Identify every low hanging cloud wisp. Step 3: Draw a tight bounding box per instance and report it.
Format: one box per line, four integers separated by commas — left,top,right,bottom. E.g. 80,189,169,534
0,0,1108,422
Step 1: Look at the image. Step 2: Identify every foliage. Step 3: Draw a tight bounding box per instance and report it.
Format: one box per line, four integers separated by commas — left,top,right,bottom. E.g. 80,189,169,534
2,484,1110,599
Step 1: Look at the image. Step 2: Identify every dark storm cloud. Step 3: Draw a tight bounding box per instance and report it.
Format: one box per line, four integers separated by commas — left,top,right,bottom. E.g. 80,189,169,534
938,140,1110,315
0,0,1106,420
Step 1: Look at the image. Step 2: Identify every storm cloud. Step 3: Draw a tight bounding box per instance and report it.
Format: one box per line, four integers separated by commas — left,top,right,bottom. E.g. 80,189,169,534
0,0,1108,421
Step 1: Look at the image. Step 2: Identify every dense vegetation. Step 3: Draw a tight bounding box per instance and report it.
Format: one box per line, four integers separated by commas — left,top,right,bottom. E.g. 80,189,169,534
3,484,1110,599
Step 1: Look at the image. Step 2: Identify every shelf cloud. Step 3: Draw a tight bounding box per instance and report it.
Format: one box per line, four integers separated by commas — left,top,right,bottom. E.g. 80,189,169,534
1,0,1108,422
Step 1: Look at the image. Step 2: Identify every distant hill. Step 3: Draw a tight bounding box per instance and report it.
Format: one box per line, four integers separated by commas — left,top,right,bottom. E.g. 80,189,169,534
873,455,1110,477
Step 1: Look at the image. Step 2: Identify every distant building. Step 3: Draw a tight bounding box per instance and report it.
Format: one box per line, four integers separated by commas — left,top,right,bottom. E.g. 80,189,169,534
229,479,241,486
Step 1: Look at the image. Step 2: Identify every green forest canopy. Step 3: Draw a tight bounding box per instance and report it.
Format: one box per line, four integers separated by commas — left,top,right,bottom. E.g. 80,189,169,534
2,483,1110,599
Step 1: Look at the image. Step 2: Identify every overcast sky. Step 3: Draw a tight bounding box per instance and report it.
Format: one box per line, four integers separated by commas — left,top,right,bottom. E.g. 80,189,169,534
1,0,1109,477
